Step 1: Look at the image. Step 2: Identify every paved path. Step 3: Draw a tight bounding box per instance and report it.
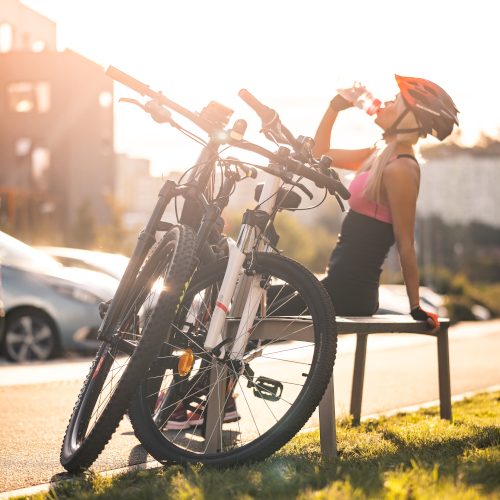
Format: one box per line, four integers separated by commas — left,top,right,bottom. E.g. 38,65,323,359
1,320,499,493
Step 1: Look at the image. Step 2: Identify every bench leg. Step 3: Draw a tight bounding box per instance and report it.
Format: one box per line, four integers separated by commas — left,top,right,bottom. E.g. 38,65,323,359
319,373,337,458
350,333,368,425
437,327,452,421
204,361,227,453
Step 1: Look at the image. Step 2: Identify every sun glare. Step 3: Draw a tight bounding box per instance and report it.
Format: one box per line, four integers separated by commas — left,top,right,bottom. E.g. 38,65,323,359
19,0,500,173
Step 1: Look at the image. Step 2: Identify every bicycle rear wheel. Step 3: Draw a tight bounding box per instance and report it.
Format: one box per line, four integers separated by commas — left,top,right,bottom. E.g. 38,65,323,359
129,252,337,466
60,225,196,472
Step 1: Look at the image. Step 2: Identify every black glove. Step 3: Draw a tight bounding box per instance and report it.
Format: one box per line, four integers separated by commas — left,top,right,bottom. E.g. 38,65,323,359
330,94,353,112
410,306,440,329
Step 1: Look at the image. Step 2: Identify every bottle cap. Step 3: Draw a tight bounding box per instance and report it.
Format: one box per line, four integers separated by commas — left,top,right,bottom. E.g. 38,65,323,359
366,99,381,116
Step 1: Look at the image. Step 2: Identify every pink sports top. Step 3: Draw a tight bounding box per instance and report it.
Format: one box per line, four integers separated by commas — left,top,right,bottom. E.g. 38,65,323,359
348,154,419,225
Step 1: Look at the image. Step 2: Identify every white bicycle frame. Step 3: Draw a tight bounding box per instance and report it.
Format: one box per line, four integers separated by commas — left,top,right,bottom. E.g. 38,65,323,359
203,172,282,359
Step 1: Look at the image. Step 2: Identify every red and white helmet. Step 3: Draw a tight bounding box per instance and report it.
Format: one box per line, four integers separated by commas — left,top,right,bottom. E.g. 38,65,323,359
392,75,459,141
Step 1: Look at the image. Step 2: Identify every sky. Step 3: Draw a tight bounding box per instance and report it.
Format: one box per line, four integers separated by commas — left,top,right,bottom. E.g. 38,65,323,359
20,0,500,176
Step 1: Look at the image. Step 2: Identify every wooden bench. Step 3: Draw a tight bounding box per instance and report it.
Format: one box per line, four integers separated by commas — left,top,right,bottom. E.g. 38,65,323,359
318,315,452,458
206,314,451,457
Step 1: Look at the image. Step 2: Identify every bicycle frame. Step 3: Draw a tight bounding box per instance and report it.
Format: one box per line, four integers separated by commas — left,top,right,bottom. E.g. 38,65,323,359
97,141,225,344
102,66,349,356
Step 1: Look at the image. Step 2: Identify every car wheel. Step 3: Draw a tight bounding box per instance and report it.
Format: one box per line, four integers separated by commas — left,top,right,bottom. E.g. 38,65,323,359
3,309,59,362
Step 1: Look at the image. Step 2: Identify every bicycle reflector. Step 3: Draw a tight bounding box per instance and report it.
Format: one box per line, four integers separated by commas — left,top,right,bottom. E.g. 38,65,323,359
178,349,194,377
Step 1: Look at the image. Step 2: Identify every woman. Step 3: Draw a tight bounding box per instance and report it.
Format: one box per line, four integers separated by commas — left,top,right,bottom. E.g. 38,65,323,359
272,75,459,333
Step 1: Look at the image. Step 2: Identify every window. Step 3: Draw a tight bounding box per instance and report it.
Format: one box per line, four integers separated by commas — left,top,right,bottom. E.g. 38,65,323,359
99,91,112,108
0,23,13,53
32,40,46,52
32,147,51,186
8,82,51,113
15,138,32,157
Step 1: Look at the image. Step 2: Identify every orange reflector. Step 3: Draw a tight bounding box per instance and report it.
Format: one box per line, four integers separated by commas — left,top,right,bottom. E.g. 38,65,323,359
178,349,194,377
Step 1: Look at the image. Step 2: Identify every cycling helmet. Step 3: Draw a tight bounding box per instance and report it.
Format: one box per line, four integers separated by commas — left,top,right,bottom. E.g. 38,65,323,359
383,75,459,141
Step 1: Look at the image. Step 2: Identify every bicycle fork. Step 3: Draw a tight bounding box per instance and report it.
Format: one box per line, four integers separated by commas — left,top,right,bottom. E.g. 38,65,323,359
203,174,281,359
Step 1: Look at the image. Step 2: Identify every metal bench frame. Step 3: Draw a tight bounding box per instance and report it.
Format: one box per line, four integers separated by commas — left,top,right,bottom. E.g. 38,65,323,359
204,314,451,457
318,315,451,458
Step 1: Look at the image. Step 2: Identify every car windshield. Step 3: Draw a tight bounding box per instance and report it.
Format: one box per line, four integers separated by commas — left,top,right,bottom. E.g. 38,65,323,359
0,232,61,272
35,247,129,280
85,252,129,278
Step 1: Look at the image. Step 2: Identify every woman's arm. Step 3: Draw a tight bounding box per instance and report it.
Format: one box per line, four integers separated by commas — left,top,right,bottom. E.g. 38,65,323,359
383,160,439,334
312,106,374,171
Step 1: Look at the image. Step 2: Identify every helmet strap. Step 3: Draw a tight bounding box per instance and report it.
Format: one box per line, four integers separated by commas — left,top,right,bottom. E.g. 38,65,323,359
382,108,409,139
382,104,427,139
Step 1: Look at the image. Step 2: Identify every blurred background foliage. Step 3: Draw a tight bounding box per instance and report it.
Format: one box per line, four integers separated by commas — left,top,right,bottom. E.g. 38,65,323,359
2,185,499,325
222,208,338,275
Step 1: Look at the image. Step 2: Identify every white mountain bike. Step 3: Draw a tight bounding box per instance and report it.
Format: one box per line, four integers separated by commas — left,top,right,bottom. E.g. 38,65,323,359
124,86,351,466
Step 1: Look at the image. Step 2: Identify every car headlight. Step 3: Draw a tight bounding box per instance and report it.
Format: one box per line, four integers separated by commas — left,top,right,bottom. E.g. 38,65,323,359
51,283,102,304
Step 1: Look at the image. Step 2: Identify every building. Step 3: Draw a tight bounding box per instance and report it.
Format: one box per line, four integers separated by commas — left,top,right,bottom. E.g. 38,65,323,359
115,154,184,232
0,0,114,239
417,155,500,228
0,0,56,53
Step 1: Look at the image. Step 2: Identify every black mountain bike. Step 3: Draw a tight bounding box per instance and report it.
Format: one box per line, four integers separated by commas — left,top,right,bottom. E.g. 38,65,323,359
61,67,350,471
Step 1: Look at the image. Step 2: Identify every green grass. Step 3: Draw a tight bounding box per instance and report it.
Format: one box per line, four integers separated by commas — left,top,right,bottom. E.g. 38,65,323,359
22,391,500,500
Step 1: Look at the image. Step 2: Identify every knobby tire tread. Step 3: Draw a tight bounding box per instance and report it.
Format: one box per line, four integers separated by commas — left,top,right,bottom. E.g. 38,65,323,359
60,225,196,472
129,253,337,467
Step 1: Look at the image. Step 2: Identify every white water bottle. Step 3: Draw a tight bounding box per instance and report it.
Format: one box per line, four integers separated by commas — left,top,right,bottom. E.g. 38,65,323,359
335,78,381,116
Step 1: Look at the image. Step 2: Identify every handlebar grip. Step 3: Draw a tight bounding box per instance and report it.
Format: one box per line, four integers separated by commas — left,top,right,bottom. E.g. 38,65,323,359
294,162,351,200
105,66,152,97
238,89,276,125
332,179,351,200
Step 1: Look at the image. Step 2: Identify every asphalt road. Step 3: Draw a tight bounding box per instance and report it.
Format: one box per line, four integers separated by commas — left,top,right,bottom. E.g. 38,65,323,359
1,320,499,493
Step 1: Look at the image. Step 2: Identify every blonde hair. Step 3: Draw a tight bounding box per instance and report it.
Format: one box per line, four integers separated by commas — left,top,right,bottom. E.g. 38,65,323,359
357,94,420,204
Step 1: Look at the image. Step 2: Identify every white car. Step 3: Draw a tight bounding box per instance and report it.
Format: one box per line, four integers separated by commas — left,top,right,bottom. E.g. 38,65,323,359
1,233,119,362
35,247,129,280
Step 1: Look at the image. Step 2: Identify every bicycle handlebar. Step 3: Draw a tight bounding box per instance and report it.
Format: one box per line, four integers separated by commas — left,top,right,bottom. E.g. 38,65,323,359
293,162,351,200
106,66,215,135
235,142,349,199
238,89,276,125
238,88,350,200
238,89,300,149
107,66,350,200
105,66,152,96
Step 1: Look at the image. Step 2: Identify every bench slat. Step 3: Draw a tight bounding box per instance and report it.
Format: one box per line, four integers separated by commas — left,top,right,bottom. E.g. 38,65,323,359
226,315,450,341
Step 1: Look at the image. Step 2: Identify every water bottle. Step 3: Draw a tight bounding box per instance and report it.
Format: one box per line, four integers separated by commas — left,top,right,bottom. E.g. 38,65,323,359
335,78,381,116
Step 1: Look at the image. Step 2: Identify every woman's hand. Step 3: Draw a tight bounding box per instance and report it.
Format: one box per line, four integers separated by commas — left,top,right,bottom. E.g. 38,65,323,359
330,94,353,112
411,306,440,334
312,96,373,169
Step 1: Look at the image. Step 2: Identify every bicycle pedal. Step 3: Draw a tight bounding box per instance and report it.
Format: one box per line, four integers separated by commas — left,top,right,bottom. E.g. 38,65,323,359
252,376,283,402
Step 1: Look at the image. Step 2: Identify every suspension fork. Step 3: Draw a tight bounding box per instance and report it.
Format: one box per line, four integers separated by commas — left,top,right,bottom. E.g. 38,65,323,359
203,173,281,355
97,180,177,342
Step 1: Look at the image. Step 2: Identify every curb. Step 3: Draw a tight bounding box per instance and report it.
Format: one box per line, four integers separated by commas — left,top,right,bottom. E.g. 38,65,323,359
1,384,500,499
0,460,161,500
360,384,500,422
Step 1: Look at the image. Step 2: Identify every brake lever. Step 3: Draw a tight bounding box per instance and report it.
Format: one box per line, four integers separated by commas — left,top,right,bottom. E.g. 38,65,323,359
261,122,290,147
334,193,346,212
286,179,313,200
119,96,179,127
144,99,177,125
118,97,146,110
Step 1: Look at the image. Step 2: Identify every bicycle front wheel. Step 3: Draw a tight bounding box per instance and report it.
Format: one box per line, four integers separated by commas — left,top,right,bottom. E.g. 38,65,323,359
60,225,196,472
129,252,337,466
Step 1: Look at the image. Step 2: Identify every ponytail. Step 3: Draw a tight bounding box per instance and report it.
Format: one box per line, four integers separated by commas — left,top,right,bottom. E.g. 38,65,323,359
356,94,420,204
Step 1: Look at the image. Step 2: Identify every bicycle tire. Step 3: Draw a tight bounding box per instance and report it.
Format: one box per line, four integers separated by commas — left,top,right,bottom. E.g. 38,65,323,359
129,252,337,466
60,225,196,472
